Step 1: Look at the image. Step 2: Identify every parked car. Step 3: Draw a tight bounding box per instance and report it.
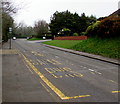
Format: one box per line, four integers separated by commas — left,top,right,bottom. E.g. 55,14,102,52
27,37,30,40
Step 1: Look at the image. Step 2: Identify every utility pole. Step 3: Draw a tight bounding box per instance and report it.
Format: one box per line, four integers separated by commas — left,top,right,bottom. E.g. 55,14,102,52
9,27,12,49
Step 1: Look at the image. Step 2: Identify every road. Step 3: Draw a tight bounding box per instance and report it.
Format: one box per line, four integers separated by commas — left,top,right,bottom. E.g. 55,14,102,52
2,39,119,102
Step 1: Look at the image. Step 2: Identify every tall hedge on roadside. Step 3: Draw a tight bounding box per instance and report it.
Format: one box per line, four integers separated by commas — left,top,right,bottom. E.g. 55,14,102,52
86,16,120,38
97,16,120,38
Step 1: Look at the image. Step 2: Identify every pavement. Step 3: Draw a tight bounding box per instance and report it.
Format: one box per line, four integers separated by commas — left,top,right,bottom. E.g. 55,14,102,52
42,43,119,65
2,40,58,102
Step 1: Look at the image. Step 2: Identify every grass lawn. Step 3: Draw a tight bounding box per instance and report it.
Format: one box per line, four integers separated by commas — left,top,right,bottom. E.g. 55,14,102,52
28,37,42,41
43,40,81,49
43,37,120,59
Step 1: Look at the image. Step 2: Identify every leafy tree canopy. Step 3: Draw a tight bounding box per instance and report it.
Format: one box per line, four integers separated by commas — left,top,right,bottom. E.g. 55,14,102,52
49,10,97,36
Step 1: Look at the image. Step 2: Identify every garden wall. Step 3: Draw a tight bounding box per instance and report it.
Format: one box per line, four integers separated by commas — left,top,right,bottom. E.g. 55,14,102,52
54,36,87,40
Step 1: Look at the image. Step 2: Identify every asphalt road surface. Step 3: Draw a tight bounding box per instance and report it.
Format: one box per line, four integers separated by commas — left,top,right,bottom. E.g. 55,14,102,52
2,39,119,102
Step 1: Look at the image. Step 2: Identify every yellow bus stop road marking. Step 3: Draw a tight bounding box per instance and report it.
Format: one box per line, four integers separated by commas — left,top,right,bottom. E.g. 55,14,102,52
112,91,120,93
18,51,91,100
31,51,44,56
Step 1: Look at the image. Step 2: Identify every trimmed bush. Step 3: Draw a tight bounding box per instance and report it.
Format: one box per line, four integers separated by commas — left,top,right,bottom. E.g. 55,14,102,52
86,21,101,37
73,33,79,36
80,32,87,36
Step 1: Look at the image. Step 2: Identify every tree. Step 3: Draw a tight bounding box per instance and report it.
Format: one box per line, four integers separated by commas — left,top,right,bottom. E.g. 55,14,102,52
13,22,35,38
79,13,97,33
34,20,48,38
1,0,18,42
58,28,71,36
88,15,97,24
49,10,80,36
2,0,18,15
2,12,13,42
49,10,97,37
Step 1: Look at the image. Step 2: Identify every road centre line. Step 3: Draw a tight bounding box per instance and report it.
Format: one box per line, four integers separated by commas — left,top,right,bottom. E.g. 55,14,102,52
19,51,91,100
88,69,102,75
88,69,94,71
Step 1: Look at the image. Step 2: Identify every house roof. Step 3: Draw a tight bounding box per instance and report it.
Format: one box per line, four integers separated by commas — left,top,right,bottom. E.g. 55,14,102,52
109,9,120,17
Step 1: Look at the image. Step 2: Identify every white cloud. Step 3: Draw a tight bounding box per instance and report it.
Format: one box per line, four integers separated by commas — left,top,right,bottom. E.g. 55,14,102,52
14,0,119,26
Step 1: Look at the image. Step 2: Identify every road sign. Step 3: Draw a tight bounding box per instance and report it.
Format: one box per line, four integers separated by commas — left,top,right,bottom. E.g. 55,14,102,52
9,27,12,49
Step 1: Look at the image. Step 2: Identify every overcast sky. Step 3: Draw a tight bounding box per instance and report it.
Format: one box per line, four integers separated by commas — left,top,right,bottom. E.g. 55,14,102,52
13,0,119,26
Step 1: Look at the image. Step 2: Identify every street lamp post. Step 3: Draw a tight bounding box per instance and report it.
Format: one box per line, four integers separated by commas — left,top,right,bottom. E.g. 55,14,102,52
9,27,12,49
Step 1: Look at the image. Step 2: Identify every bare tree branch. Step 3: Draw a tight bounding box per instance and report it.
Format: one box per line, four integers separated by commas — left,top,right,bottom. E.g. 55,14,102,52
1,0,19,15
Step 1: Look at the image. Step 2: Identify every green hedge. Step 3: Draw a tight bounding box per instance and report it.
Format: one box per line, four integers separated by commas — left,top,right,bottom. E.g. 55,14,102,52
86,16,120,38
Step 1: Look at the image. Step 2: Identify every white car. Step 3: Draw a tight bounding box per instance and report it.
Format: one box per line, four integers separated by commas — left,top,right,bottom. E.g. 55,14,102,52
27,37,30,39
13,37,16,40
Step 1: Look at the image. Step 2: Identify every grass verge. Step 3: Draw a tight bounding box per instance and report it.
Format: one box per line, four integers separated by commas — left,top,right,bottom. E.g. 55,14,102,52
28,38,42,41
43,37,120,59
43,40,81,49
